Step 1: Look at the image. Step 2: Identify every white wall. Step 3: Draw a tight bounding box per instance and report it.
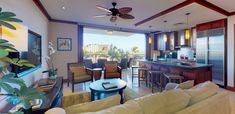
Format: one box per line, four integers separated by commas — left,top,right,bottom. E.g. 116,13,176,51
227,15,235,87
48,22,78,79
1,0,49,86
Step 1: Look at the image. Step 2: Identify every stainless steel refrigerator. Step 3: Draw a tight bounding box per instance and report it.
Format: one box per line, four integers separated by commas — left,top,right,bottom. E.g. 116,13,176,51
196,28,225,86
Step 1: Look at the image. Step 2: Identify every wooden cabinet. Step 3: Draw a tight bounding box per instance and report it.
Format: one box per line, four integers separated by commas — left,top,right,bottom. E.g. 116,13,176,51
154,32,178,51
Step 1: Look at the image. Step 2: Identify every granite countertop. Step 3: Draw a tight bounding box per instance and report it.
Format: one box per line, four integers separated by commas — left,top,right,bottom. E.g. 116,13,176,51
140,60,212,69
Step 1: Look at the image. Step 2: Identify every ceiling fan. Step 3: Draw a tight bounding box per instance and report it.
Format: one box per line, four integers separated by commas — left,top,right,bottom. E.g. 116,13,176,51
94,2,135,22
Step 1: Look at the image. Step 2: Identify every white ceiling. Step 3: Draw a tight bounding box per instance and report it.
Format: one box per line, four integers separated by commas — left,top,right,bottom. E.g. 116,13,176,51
207,0,235,12
84,28,136,37
40,0,233,33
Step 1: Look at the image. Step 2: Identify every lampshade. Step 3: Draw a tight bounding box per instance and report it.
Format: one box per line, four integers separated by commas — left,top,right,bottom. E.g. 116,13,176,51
185,29,191,40
163,33,167,42
149,36,152,44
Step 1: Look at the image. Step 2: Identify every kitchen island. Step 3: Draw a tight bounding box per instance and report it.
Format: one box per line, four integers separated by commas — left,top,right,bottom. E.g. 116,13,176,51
139,60,212,84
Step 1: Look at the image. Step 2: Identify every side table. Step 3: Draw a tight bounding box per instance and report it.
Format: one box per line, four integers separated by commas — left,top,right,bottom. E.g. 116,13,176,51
92,68,102,80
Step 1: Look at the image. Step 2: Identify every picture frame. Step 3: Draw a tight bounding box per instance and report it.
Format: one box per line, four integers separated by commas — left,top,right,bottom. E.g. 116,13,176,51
57,38,72,51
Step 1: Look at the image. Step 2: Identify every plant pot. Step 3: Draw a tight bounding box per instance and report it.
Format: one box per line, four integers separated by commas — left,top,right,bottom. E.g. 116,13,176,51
22,108,33,114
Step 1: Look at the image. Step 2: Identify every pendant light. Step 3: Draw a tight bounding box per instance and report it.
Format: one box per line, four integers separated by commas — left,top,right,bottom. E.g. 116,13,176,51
185,13,191,40
163,20,167,42
148,26,153,44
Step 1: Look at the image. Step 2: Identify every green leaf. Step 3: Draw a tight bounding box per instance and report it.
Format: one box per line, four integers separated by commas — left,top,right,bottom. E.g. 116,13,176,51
0,20,16,30
0,48,9,58
12,111,24,114
1,18,22,22
0,12,16,18
0,39,9,44
0,82,15,94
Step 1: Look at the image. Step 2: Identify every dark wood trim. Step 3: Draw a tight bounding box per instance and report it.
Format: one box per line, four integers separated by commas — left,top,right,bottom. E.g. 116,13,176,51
50,19,78,25
77,25,84,62
226,86,235,92
231,12,235,16
32,0,52,20
134,0,196,26
234,24,235,89
195,0,230,16
224,19,228,88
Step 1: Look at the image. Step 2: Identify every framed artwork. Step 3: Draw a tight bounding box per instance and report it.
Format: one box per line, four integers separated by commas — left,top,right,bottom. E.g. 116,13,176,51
57,38,72,51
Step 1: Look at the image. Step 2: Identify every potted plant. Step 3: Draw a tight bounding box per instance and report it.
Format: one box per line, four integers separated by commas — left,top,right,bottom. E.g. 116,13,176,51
0,8,45,114
43,42,57,79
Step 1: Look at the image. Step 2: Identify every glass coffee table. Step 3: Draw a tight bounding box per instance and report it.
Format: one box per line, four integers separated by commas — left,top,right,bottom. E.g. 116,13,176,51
89,79,127,104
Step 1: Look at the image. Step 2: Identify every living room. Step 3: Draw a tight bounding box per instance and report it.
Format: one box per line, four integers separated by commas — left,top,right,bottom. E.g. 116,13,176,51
0,0,235,114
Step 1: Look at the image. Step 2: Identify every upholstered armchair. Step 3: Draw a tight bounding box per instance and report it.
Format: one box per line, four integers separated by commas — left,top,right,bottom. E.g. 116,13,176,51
104,61,122,79
67,63,93,92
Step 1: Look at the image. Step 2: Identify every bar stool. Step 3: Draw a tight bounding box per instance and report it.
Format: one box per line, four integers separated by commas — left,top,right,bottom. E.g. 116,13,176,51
163,73,184,83
138,68,149,87
131,66,139,83
149,71,163,93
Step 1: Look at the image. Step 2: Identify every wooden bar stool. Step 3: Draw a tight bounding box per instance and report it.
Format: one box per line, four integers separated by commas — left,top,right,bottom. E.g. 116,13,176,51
138,68,149,87
131,66,139,83
149,71,163,93
163,73,184,83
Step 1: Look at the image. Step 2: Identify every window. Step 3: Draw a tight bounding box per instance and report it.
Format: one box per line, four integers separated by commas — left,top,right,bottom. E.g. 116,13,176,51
83,28,146,65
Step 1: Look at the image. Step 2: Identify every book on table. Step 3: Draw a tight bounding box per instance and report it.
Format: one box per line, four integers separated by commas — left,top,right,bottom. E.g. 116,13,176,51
102,82,118,89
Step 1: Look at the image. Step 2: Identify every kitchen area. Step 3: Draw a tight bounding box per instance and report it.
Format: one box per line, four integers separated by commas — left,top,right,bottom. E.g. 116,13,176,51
144,19,227,87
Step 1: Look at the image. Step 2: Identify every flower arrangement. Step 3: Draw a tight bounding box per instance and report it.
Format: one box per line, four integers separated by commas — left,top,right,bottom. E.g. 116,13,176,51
43,42,57,79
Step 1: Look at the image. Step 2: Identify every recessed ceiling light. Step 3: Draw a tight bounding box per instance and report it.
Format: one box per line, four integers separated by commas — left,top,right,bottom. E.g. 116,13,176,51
62,6,66,10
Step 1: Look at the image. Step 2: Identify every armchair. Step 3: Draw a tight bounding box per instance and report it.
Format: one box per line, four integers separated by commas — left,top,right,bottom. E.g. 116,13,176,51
104,61,122,79
67,63,93,92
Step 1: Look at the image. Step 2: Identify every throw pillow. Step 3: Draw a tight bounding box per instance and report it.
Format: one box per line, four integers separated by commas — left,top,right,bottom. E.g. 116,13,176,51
184,81,219,105
65,94,121,114
177,80,194,89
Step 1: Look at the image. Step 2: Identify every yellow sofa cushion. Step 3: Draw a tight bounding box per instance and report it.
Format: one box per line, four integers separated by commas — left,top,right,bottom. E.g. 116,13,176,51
65,94,121,114
62,91,91,108
78,100,143,114
135,89,191,114
184,81,219,105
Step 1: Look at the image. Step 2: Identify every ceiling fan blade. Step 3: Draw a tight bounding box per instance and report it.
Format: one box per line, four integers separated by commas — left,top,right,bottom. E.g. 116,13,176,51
96,5,112,13
119,7,132,14
93,14,111,18
119,14,135,19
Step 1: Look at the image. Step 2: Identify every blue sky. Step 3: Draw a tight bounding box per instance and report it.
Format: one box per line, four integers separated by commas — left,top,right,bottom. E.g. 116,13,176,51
84,33,146,53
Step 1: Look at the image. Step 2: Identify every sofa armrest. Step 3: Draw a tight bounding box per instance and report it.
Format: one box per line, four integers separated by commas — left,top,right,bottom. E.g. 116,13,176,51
62,91,91,108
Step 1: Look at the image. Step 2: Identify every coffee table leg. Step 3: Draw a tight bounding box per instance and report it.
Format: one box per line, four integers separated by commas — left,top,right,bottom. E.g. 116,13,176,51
97,93,101,100
119,90,124,104
91,90,95,101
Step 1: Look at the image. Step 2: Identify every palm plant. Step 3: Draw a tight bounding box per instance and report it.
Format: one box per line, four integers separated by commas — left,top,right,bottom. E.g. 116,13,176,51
0,8,45,114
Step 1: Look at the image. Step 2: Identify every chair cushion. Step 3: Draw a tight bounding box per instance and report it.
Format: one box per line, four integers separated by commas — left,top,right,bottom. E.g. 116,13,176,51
135,89,191,114
105,72,120,78
70,67,87,76
74,75,91,82
78,100,143,114
65,94,121,114
184,81,219,105
105,64,118,73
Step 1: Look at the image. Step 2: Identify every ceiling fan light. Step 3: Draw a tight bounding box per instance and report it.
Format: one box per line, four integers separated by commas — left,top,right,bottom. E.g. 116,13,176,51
110,16,117,22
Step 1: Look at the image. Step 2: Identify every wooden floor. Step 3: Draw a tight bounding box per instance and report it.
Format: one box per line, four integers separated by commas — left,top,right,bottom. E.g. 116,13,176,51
63,68,235,113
